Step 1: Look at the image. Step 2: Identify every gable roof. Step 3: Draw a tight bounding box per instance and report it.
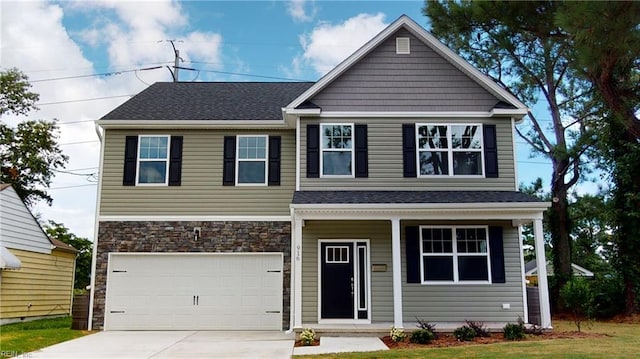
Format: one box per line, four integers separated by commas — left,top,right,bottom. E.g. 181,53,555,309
100,82,314,121
292,190,543,205
524,260,594,277
286,15,528,116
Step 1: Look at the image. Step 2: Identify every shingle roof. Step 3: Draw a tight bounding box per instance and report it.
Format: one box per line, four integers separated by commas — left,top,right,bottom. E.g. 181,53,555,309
100,82,315,121
292,190,543,204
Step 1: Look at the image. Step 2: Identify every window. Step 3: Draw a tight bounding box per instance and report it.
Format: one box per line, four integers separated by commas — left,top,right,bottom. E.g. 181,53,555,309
321,124,354,176
416,124,483,176
137,135,170,185
420,226,490,283
236,135,267,185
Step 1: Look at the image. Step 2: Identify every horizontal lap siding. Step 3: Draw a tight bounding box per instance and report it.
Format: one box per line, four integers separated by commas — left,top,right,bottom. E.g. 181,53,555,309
401,221,524,322
301,221,393,324
100,129,295,216
0,188,52,254
300,119,515,190
310,28,498,112
0,249,75,319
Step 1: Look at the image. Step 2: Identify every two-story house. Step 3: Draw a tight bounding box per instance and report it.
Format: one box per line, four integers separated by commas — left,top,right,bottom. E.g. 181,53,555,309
89,15,550,332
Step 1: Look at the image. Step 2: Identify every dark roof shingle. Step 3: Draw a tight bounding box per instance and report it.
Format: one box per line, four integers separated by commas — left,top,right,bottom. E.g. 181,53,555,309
292,190,544,204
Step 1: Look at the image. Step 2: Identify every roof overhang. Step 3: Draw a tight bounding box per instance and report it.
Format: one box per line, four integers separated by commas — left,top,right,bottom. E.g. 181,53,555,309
96,119,291,130
0,247,22,270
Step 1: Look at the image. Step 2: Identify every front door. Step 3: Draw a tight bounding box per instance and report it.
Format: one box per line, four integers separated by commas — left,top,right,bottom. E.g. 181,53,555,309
320,241,369,321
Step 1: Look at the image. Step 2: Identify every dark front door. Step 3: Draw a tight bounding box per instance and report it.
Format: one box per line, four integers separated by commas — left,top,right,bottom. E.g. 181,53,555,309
321,242,354,319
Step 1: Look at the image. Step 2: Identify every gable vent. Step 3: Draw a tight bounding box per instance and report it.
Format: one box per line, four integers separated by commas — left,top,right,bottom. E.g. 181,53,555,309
396,37,410,54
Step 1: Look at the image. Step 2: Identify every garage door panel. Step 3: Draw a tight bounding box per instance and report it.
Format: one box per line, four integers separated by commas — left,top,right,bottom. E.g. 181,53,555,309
105,253,283,330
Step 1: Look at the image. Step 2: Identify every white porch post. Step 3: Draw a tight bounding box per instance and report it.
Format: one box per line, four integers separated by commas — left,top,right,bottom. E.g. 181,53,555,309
391,217,404,328
534,218,552,328
292,214,304,329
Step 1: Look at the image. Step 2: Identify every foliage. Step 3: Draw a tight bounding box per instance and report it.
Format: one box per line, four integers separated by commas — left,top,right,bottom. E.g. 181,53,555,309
390,327,406,343
560,278,595,332
44,221,93,290
591,274,625,319
415,318,438,338
518,316,544,336
409,329,434,344
464,320,490,338
0,68,39,116
299,328,316,346
503,322,526,341
452,325,476,341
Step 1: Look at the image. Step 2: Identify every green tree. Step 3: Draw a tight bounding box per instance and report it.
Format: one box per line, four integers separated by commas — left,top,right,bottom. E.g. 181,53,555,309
0,68,68,206
44,221,93,290
424,1,596,303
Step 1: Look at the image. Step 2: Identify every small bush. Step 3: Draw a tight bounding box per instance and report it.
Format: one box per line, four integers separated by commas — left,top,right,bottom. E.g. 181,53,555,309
503,322,526,340
465,320,490,337
453,325,476,341
390,326,406,343
561,278,595,332
299,328,316,346
415,318,438,338
410,329,435,344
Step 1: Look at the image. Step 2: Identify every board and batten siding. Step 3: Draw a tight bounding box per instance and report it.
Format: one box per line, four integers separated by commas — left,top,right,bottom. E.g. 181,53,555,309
310,28,499,112
301,220,393,324
300,118,516,190
99,129,295,216
401,221,524,322
0,249,75,321
0,186,51,254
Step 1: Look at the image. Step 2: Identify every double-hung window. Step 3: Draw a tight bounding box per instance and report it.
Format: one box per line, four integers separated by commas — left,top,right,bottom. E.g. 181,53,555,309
416,124,483,176
420,226,490,284
137,135,170,185
236,135,268,185
321,124,354,177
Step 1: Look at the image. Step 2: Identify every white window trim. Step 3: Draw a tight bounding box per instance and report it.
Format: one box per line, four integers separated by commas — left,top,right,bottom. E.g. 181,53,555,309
415,123,485,178
419,225,492,285
320,123,355,178
136,134,170,186
235,135,268,186
396,37,411,54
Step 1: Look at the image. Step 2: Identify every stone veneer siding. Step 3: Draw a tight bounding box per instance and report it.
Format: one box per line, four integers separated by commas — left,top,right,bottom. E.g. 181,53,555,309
92,221,291,330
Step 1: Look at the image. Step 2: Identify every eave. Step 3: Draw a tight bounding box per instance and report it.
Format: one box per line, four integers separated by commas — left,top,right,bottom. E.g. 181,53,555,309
96,119,292,130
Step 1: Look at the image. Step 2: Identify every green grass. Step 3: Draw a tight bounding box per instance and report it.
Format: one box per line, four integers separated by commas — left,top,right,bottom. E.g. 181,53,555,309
295,320,640,358
0,316,92,359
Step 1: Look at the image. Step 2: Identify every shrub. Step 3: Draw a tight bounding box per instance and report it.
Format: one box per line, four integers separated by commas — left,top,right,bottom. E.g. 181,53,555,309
410,329,434,344
465,320,490,337
415,318,438,338
453,325,476,341
592,274,625,319
503,322,526,340
560,277,595,332
299,328,316,346
390,326,406,343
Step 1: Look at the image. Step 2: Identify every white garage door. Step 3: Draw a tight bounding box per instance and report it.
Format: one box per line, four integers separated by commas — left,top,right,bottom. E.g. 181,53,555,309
104,253,283,330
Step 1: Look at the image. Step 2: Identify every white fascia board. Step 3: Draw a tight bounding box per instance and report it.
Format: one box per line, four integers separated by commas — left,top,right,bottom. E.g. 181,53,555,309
313,111,526,119
97,119,288,130
291,201,550,211
285,108,322,116
99,215,292,222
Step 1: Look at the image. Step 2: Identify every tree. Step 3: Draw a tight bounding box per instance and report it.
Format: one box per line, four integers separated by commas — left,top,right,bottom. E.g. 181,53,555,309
44,221,93,290
0,68,68,206
424,1,596,304
557,2,640,314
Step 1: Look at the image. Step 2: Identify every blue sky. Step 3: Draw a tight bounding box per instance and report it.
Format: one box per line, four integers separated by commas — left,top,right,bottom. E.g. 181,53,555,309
0,0,568,240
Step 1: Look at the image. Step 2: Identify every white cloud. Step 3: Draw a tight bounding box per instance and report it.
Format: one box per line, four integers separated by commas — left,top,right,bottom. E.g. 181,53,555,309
287,0,316,23
293,13,387,76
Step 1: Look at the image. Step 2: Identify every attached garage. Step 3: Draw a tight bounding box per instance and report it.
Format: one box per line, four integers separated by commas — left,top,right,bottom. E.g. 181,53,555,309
104,253,283,330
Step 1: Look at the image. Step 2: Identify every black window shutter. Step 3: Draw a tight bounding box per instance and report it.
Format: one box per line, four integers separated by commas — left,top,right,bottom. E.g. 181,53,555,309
123,136,138,186
307,124,320,178
355,124,368,178
268,136,281,186
223,136,236,186
402,124,417,177
483,124,499,178
168,136,183,186
489,226,506,283
405,226,421,283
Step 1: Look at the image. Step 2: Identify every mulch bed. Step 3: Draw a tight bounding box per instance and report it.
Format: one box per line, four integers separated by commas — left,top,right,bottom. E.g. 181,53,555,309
294,339,320,347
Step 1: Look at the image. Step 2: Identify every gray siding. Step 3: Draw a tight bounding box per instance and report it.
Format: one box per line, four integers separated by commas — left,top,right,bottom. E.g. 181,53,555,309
99,129,295,216
300,118,516,190
0,186,51,254
310,28,500,112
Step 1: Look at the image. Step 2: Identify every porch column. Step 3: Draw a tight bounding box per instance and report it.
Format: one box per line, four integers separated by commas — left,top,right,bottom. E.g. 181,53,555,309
391,217,403,328
292,214,304,329
534,218,552,328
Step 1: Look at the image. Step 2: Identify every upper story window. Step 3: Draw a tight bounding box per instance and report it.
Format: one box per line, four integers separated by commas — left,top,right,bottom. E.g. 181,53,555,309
420,226,490,284
236,135,267,185
321,124,354,177
137,135,170,185
416,124,483,176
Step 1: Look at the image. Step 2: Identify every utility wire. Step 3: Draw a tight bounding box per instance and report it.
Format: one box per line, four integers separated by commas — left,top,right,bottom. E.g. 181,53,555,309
38,95,134,106
30,66,165,83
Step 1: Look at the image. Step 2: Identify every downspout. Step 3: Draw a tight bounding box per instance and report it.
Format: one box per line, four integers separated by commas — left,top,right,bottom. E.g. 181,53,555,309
88,123,105,330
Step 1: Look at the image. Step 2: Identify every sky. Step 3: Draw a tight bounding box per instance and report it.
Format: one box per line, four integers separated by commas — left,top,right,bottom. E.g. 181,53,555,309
0,0,577,241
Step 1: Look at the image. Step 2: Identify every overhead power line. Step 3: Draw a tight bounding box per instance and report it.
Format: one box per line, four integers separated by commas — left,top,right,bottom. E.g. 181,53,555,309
30,66,165,83
38,94,134,106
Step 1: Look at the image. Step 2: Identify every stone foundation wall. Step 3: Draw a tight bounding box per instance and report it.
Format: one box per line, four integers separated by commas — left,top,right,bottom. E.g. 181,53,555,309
92,221,291,330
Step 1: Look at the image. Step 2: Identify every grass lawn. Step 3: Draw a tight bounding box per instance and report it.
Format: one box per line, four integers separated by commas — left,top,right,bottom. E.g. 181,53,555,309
295,320,640,358
0,316,93,359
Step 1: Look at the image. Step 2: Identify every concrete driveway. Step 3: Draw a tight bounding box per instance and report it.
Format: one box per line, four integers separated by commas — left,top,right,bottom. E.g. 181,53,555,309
28,331,295,359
